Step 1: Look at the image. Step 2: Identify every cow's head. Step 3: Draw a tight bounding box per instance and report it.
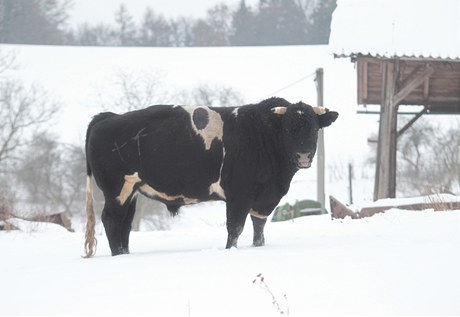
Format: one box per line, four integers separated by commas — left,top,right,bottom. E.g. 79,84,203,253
271,102,338,169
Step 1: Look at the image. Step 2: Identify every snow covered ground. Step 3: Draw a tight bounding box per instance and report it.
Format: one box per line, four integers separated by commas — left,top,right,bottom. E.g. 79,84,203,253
2,206,460,316
2,43,460,315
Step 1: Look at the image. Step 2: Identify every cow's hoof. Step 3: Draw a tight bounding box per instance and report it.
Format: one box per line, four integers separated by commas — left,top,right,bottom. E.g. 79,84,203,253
111,247,130,256
252,238,265,247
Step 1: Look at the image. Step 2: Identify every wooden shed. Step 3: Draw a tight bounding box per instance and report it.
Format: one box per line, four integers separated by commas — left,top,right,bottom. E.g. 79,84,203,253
329,0,460,200
354,55,460,199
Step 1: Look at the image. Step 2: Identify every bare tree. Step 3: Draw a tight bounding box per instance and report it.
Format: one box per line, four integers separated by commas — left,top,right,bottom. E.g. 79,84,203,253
0,80,58,169
178,83,244,107
140,7,171,46
114,3,137,46
73,22,118,46
15,133,86,216
106,68,168,112
0,49,59,220
397,117,460,195
192,3,231,46
169,16,194,47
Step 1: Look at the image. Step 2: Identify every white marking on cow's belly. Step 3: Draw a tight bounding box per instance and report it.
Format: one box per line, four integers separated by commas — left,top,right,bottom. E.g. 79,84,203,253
208,147,226,199
209,180,225,199
116,172,198,205
249,209,269,219
182,106,223,150
116,172,141,205
139,183,198,204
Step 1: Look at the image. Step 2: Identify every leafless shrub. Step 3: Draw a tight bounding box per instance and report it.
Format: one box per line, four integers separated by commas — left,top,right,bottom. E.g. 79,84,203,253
253,273,289,315
424,193,459,212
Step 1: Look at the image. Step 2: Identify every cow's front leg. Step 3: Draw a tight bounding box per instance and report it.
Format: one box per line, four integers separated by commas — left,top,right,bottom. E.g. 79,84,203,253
251,215,267,247
225,203,249,249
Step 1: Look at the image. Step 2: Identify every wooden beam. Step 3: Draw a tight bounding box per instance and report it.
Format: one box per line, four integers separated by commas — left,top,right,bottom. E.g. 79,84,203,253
392,65,434,106
363,60,368,101
423,76,430,100
374,61,398,200
397,107,428,138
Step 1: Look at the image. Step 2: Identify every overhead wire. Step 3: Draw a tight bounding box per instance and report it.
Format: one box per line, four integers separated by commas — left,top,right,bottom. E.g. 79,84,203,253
259,71,317,100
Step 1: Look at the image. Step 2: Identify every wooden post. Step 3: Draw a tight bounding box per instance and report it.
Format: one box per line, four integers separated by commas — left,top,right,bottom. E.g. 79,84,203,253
315,68,325,213
374,61,398,200
373,61,434,201
348,163,353,204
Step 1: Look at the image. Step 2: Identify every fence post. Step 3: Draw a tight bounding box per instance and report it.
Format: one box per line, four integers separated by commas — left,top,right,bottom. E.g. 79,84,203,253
315,68,325,213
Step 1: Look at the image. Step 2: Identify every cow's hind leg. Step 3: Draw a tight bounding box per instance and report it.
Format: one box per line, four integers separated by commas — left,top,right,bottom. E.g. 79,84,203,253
251,215,267,247
120,195,137,254
102,197,132,256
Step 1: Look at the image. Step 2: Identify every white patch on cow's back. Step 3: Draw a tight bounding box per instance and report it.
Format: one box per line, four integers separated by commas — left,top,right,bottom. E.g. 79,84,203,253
182,106,224,150
232,108,239,117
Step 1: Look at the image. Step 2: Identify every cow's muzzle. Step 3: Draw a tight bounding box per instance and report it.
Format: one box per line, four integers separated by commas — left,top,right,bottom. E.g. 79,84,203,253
295,152,312,169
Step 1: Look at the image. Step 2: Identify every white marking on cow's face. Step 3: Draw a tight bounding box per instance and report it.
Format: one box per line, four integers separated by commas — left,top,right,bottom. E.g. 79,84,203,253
139,183,198,204
116,172,141,205
249,209,269,219
182,106,224,150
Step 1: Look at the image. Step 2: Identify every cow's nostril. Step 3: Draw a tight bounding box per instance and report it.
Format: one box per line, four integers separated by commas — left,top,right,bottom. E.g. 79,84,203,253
296,152,311,162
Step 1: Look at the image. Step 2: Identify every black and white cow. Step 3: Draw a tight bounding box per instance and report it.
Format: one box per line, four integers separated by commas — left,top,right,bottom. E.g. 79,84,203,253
84,97,338,257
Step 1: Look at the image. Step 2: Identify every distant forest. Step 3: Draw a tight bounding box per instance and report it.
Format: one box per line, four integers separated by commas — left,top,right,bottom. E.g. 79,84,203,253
0,0,337,46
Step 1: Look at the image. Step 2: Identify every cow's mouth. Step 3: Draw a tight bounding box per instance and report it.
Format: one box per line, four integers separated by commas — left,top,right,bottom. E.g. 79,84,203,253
297,161,311,169
295,152,312,169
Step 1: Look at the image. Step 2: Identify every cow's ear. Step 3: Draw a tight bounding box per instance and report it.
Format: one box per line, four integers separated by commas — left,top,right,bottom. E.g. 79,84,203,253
271,107,287,115
318,110,338,128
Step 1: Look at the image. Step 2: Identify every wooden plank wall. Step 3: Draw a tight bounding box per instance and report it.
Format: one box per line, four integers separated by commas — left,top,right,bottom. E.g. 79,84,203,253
357,57,460,113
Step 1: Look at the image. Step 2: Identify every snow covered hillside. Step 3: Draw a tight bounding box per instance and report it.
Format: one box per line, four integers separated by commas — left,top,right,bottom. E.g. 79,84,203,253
1,207,460,315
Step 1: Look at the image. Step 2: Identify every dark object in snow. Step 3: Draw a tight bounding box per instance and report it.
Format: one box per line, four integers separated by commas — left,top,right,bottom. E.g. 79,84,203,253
0,221,18,231
0,211,72,231
84,97,338,257
26,212,73,231
272,199,324,222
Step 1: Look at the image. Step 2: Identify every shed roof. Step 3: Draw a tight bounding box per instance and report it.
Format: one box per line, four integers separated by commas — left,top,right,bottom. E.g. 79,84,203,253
329,0,460,61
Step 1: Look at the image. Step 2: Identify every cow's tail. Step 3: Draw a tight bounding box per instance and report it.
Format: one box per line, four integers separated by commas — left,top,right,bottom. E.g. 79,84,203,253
83,112,116,258
84,172,97,258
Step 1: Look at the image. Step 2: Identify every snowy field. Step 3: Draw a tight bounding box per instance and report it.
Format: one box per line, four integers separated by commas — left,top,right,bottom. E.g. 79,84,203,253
2,43,460,315
2,206,460,316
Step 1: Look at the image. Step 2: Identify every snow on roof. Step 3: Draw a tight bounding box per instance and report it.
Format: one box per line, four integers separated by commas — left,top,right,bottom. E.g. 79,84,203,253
329,0,460,60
